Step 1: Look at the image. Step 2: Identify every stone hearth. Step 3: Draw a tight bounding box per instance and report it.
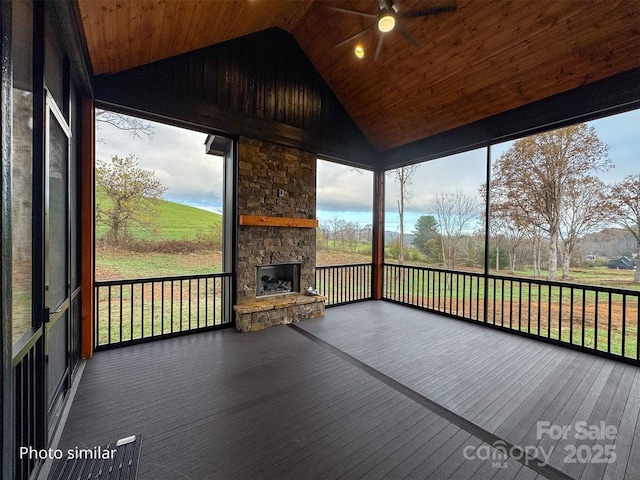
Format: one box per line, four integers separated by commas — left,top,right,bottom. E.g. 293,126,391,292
233,295,325,332
234,137,324,331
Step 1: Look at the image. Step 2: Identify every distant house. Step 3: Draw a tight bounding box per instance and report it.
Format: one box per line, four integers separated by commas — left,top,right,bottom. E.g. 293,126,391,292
607,256,637,269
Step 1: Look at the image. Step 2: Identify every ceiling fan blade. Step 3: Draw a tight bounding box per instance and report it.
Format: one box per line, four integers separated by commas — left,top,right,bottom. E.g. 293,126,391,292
374,34,384,61
398,4,457,18
336,28,370,48
395,22,422,48
329,7,377,19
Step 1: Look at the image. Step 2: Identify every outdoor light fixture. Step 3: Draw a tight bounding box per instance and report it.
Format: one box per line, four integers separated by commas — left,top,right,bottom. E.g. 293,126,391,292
377,10,396,32
354,44,365,59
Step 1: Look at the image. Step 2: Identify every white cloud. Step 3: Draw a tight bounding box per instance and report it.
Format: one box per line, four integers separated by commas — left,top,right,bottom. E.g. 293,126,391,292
316,161,373,212
96,113,224,207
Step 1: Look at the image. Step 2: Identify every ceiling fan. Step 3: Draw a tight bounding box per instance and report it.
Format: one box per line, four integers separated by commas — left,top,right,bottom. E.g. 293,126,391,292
331,0,457,60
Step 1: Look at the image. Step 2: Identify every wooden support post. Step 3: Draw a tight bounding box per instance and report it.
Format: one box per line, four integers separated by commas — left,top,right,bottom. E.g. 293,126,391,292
372,170,385,300
80,97,94,358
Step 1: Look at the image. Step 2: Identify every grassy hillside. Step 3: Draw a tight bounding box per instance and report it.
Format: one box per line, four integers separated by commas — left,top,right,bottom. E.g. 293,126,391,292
96,189,222,241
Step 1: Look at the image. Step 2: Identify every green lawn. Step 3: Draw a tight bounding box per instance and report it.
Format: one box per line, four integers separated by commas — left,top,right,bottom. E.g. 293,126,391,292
95,193,223,280
96,246,222,281
96,190,223,242
384,265,640,361
94,196,227,344
511,266,640,291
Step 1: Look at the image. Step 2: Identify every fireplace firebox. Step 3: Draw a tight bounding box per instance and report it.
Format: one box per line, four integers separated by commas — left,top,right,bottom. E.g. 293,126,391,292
256,263,301,297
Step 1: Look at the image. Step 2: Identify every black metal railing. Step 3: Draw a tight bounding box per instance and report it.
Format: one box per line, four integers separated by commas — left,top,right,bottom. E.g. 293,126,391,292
13,334,45,480
384,263,640,365
384,264,485,321
94,272,233,349
315,263,372,306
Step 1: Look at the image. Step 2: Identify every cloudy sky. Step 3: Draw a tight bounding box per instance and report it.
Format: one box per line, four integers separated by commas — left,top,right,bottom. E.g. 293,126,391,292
97,108,640,232
382,109,640,233
96,118,224,213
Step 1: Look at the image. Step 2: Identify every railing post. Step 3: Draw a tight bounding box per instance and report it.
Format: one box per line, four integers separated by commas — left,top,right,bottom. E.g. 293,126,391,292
372,170,385,299
483,145,491,322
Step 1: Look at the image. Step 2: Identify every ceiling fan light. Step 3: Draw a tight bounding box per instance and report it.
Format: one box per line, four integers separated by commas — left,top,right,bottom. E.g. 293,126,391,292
378,12,396,32
354,45,365,59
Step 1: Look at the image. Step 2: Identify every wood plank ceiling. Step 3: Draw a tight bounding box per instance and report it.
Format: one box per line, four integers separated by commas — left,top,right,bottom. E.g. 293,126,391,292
77,0,640,152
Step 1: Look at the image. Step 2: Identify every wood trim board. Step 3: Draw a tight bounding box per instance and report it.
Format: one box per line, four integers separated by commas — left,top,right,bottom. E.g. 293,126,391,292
239,215,318,228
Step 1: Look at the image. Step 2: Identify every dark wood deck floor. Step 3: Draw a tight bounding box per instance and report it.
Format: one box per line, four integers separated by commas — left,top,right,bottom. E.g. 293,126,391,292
52,301,640,479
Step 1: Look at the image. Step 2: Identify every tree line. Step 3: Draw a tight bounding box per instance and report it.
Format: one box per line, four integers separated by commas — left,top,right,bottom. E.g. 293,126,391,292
408,123,640,283
317,218,372,254
96,111,640,283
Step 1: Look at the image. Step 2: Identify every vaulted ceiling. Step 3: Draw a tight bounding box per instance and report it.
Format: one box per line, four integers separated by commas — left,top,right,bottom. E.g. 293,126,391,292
76,0,640,152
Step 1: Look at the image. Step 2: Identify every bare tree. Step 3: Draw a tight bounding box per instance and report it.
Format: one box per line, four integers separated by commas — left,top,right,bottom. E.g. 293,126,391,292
481,182,525,274
343,222,360,253
391,166,418,263
328,216,348,250
525,225,545,277
316,226,331,250
96,155,167,244
491,124,610,280
359,224,372,244
95,109,154,142
608,173,640,283
491,214,526,274
426,191,479,269
558,176,608,279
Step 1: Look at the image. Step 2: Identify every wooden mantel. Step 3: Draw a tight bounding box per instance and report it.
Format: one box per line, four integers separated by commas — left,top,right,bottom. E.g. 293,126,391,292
239,215,319,228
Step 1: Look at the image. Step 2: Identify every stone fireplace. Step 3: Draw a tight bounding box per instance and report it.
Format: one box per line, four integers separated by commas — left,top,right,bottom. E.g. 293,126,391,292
233,137,325,332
